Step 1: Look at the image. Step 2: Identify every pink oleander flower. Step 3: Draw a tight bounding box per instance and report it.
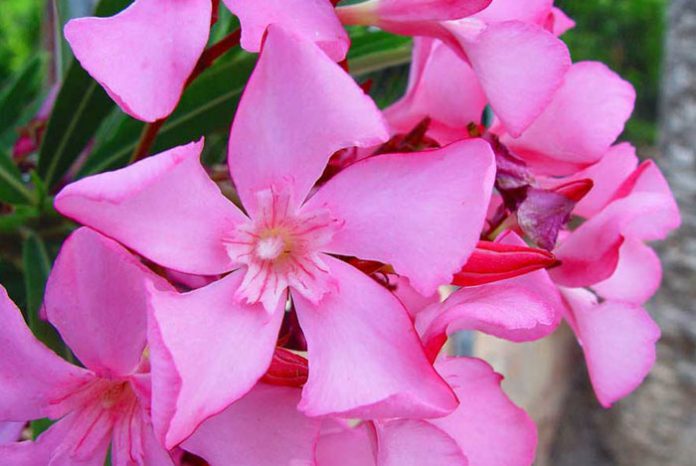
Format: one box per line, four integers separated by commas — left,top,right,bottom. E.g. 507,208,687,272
339,0,571,136
316,357,537,466
55,27,497,447
0,228,175,465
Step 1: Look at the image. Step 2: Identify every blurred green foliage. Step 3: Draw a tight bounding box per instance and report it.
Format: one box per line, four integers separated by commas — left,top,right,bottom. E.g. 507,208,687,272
0,0,44,86
557,0,666,145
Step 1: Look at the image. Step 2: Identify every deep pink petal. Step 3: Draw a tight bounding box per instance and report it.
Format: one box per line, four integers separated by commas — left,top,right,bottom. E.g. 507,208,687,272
503,62,636,175
228,26,389,214
223,0,349,61
562,288,661,407
376,420,467,466
548,7,575,36
552,161,680,287
55,140,247,275
390,275,440,320
65,0,210,122
111,406,174,466
294,255,458,419
45,228,174,377
592,239,661,305
182,384,320,466
450,20,570,137
384,39,487,144
431,357,537,466
148,271,284,448
306,139,495,295
0,286,91,421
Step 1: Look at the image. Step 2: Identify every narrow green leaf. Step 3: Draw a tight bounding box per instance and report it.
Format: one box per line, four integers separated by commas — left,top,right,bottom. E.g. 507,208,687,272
0,151,35,205
348,29,412,75
22,231,63,353
80,50,257,175
0,54,43,131
31,418,54,440
37,0,132,188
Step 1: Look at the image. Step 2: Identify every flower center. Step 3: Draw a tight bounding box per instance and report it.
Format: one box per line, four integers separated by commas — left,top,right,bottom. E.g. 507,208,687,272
224,187,342,311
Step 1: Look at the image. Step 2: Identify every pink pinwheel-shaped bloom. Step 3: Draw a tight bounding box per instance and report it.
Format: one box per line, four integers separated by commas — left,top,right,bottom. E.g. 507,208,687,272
339,0,571,136
56,27,496,447
317,357,538,466
0,228,175,465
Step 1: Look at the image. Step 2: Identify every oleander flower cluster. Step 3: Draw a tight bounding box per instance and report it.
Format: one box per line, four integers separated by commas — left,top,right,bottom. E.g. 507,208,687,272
0,0,680,465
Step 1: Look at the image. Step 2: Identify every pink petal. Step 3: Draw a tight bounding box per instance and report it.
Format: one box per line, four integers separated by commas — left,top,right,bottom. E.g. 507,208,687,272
552,161,680,287
384,39,487,144
111,407,174,466
560,143,639,218
390,275,440,320
55,140,247,275
562,288,661,407
294,255,458,419
0,286,91,421
548,7,575,36
182,384,321,466
65,0,211,122
375,420,467,466
223,0,349,61
316,423,376,466
503,61,636,175
431,357,537,466
44,228,174,377
148,270,285,448
592,239,662,305
306,139,495,296
375,0,492,21
0,422,24,444
0,413,110,466
228,26,389,215
450,20,570,137
474,0,553,24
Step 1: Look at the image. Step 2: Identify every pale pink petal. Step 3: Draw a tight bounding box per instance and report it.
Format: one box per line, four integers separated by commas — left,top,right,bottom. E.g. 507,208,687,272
474,0,553,24
182,384,320,466
316,423,376,466
450,20,570,137
384,40,487,144
148,271,285,448
592,239,662,305
228,26,389,214
552,161,680,287
376,420,467,466
306,139,495,295
44,228,174,378
562,288,661,407
55,140,247,275
503,62,636,174
0,422,24,444
223,0,349,61
431,357,537,466
294,255,458,419
0,286,91,421
65,0,211,122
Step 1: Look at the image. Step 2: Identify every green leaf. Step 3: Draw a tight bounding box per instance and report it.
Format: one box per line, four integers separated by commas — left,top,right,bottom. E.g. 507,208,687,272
80,29,413,176
0,54,43,132
22,231,63,353
31,418,54,440
0,150,34,205
80,50,257,175
36,0,132,188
